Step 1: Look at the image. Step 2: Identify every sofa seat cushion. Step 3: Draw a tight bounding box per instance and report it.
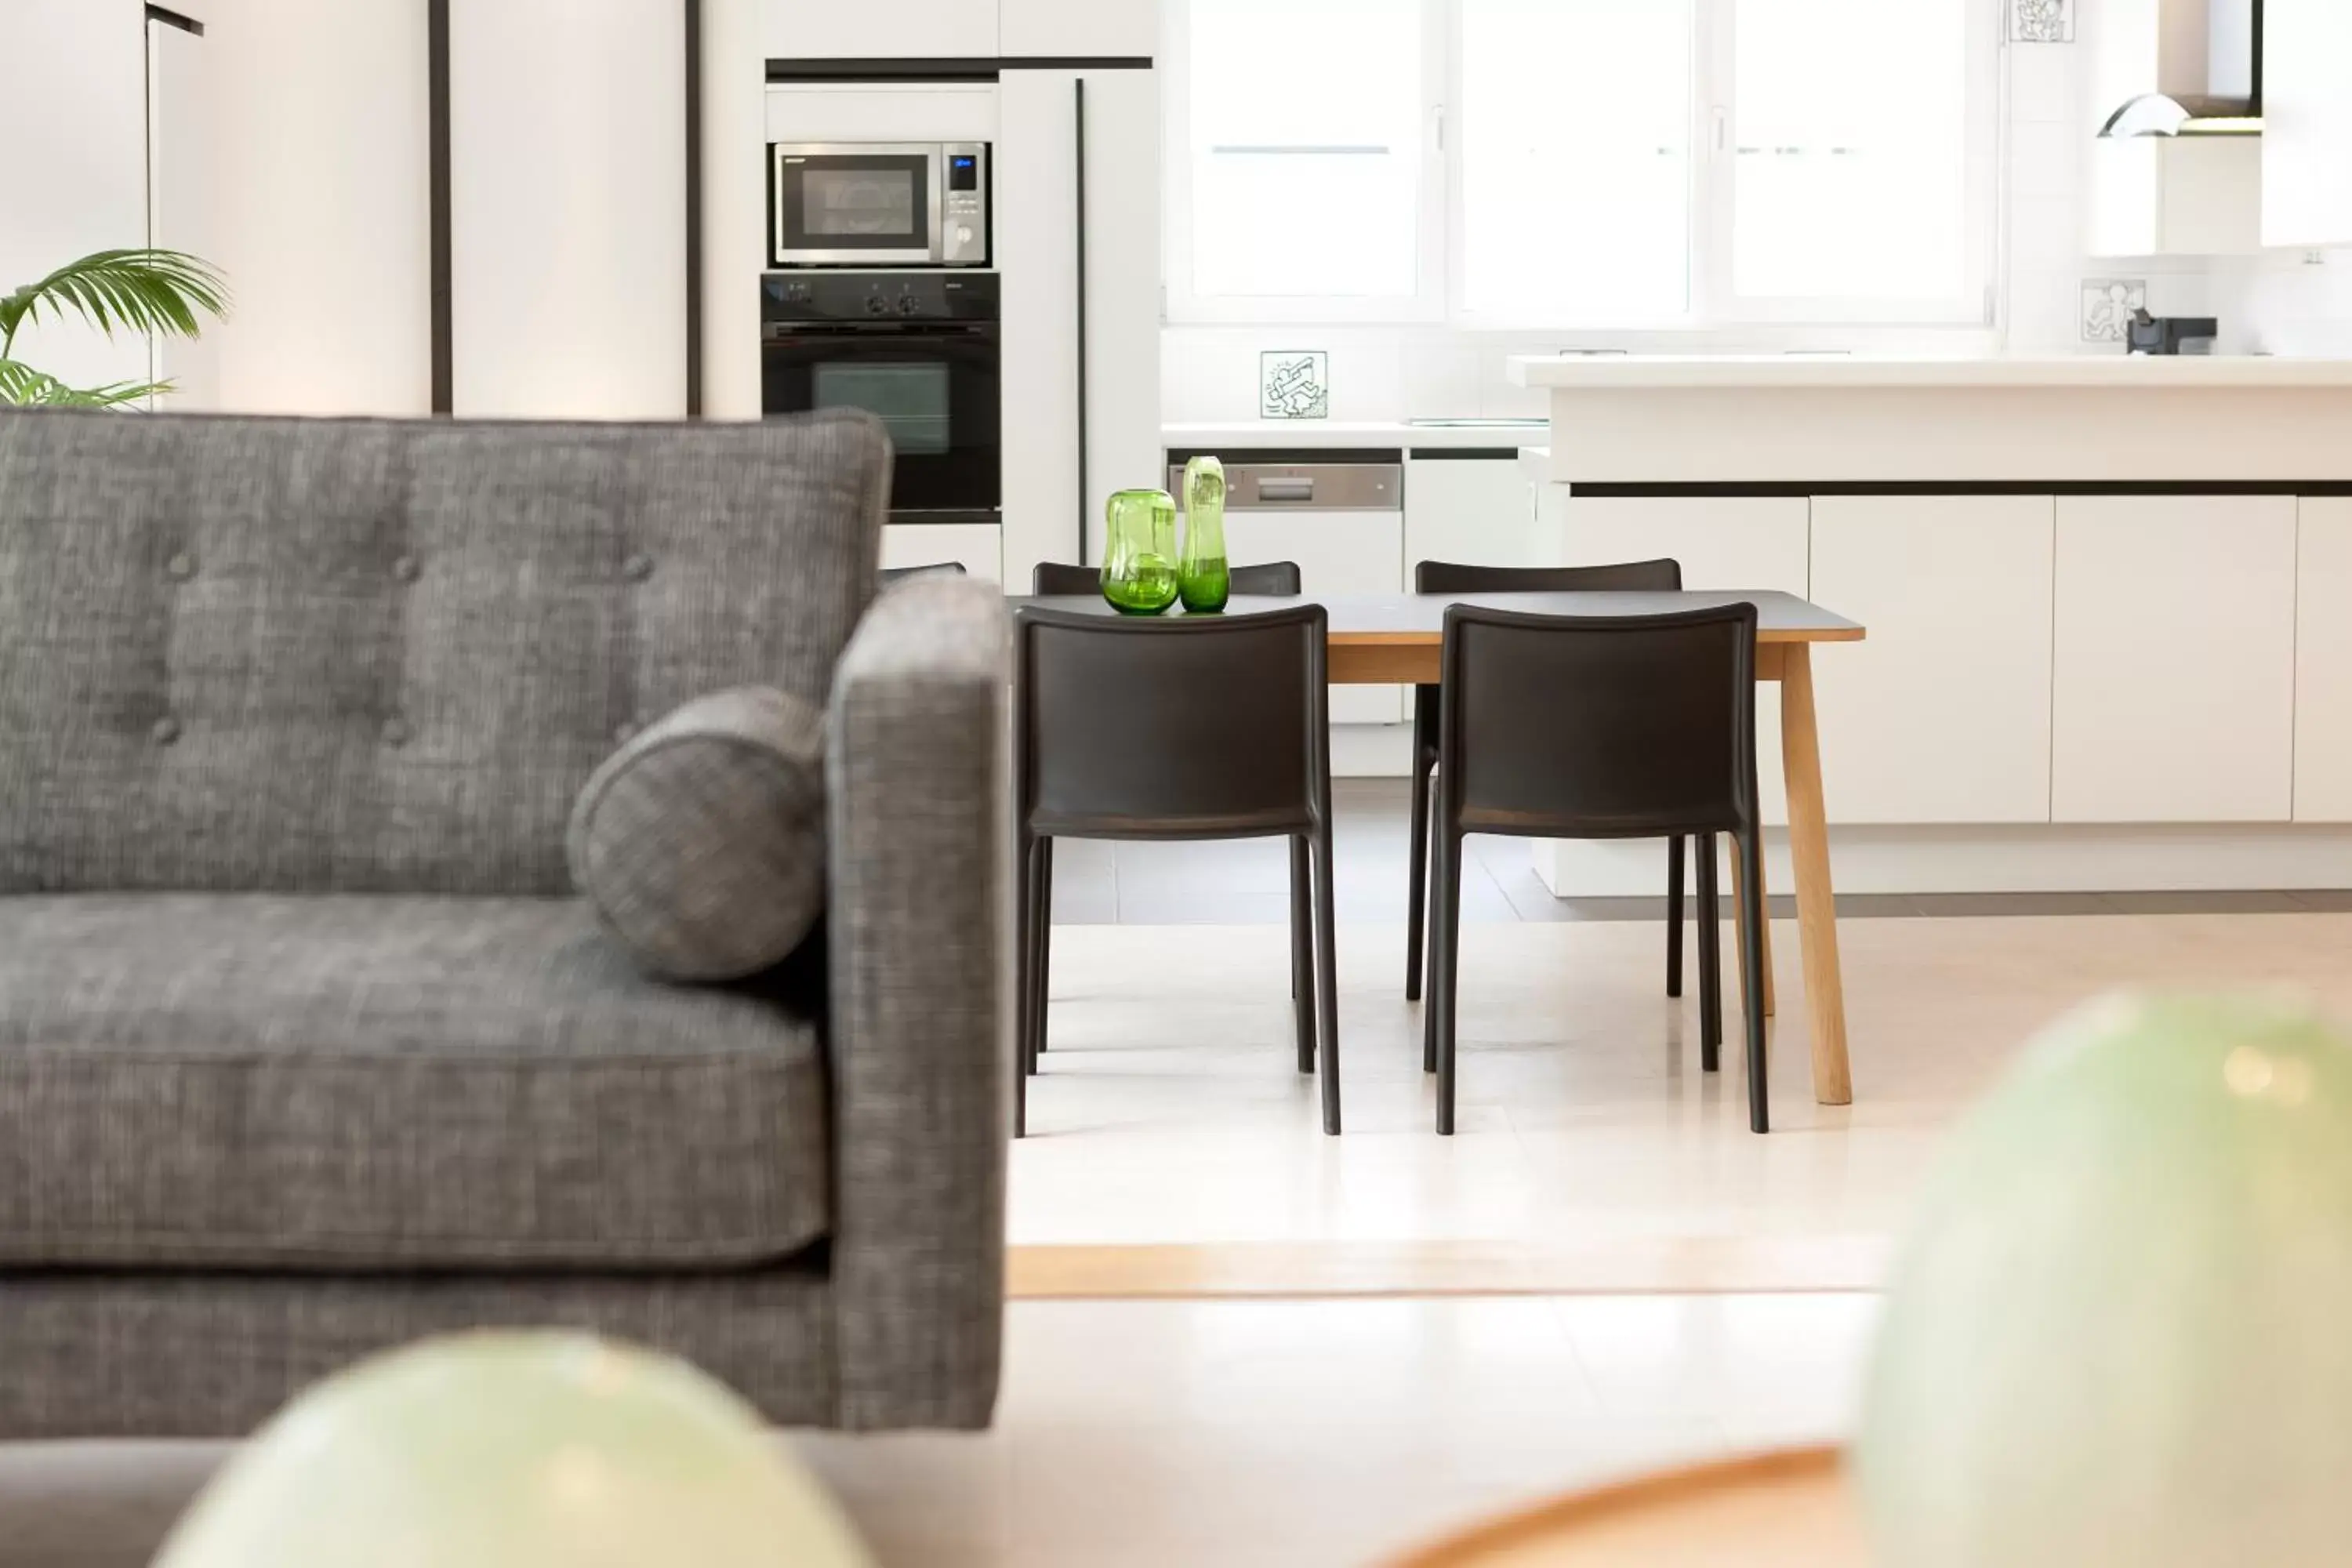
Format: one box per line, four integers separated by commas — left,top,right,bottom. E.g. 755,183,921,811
0,895,830,1272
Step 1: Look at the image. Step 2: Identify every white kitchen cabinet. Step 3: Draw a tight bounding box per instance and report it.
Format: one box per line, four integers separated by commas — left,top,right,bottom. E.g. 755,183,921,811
762,0,998,61
451,0,685,418
996,65,1161,587
1404,456,1534,575
2052,495,2297,823
1225,510,1406,725
881,523,1004,583
1000,0,1158,59
1809,497,2056,825
1548,494,1811,824
0,0,151,398
2294,500,2352,820
2263,0,2352,247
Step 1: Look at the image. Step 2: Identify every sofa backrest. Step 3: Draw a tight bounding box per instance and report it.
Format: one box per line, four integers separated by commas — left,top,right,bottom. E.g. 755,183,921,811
0,408,890,895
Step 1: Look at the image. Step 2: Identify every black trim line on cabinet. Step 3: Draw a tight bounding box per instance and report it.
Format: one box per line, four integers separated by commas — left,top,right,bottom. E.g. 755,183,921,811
765,56,1152,82
144,5,204,34
684,0,703,417
1075,78,1090,565
1410,447,1525,462
427,0,452,415
1567,480,2352,497
1167,448,1406,466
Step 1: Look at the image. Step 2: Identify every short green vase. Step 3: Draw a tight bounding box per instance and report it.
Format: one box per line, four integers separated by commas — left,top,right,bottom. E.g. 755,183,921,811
1178,456,1230,613
1100,488,1179,615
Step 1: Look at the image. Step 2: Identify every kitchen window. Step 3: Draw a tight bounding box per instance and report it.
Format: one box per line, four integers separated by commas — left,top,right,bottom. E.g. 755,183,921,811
1163,0,1999,328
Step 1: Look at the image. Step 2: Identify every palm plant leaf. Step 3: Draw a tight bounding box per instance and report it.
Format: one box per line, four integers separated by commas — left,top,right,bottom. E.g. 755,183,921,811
0,358,172,408
0,249,228,357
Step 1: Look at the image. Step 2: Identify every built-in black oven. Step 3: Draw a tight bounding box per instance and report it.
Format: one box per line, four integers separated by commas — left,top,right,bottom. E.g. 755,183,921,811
760,270,1000,521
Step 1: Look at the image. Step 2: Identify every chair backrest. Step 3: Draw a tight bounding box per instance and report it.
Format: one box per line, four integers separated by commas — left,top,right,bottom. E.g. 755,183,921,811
1032,560,1303,597
1416,558,1682,593
0,405,888,895
1438,602,1758,839
1013,604,1328,837
880,561,969,584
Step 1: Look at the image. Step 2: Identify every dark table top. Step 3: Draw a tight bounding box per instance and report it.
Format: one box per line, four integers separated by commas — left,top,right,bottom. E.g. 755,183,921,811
1011,590,1865,642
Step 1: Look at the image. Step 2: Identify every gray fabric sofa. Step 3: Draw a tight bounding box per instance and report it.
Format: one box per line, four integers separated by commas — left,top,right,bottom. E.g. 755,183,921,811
0,408,1010,1437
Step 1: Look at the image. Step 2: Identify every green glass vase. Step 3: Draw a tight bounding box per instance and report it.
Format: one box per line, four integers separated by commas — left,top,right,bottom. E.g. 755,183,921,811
1099,488,1179,615
1178,456,1230,613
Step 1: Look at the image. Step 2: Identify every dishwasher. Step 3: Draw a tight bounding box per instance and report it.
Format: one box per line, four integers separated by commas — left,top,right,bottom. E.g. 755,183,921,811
1168,456,1406,725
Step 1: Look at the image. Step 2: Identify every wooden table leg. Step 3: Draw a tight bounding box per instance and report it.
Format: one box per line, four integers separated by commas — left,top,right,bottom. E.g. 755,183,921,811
1777,644,1853,1106
1726,841,1777,1019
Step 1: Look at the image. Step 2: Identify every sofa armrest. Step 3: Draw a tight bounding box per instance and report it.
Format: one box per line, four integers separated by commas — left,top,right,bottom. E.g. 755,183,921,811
825,575,1011,1429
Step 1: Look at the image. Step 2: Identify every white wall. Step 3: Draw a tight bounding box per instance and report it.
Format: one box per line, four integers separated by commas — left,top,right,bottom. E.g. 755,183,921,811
0,0,152,396
198,0,433,414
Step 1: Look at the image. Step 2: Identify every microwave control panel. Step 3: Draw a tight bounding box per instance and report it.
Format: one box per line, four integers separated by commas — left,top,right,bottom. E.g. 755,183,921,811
942,143,989,266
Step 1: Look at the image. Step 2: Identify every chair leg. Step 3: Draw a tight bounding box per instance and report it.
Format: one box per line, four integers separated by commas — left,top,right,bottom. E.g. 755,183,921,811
1695,833,1722,1074
1015,835,1036,1138
1312,818,1343,1136
1406,753,1432,1003
1291,833,1316,1075
1040,840,1056,1054
1737,828,1771,1134
1434,831,1465,1135
1666,834,1686,999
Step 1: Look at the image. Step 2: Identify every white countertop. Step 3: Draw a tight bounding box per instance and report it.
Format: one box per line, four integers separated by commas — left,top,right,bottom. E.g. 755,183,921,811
1163,419,1547,452
1506,354,2352,390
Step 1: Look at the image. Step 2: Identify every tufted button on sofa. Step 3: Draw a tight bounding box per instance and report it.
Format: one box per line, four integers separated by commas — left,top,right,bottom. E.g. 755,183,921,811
0,408,1011,1439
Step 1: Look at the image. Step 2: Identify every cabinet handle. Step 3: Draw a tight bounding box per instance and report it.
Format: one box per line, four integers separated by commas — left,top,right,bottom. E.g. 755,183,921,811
1075,76,1090,564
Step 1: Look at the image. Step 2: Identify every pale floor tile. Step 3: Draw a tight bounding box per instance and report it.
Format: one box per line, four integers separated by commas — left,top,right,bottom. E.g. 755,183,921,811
1014,914,2352,1254
793,1294,1871,1568
0,1296,1875,1568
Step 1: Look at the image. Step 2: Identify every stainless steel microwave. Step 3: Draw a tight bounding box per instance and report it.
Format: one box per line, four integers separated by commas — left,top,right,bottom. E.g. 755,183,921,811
771,142,989,268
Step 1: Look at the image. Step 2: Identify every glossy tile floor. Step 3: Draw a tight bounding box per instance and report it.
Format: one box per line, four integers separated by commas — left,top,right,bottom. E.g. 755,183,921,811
3,1294,1878,1568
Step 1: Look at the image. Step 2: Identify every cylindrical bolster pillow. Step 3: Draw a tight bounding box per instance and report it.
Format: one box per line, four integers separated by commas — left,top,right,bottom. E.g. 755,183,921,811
568,687,828,982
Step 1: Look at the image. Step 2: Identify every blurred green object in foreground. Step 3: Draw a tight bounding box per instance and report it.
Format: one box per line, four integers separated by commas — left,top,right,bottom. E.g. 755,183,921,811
1859,993,2352,1568
154,1331,873,1568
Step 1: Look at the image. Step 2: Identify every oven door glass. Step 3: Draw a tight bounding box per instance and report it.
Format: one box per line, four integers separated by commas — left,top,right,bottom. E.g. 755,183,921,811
762,324,1000,515
776,154,935,261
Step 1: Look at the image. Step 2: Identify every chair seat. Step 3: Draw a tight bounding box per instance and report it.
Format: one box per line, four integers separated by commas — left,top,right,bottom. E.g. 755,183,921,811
0,895,830,1272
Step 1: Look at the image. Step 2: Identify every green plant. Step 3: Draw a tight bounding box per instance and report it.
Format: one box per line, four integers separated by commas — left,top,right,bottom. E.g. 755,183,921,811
0,249,228,408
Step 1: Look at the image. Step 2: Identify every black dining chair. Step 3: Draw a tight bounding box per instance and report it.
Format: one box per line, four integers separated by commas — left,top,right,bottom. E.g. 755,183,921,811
1406,560,1690,1011
1013,603,1341,1136
880,561,970,585
1032,560,1305,597
1423,602,1769,1136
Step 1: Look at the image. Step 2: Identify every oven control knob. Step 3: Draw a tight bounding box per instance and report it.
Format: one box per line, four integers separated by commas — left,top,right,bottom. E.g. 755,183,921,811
864,294,890,315
897,294,922,316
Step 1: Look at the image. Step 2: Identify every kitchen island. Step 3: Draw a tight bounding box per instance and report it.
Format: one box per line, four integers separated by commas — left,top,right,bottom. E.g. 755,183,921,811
1506,354,2352,897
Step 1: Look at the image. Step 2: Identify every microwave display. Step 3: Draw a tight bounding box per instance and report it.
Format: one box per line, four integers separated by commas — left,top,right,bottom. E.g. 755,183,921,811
801,165,922,242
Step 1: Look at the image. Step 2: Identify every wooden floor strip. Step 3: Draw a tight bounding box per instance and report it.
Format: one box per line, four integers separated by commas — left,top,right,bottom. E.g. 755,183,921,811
1006,1237,1892,1300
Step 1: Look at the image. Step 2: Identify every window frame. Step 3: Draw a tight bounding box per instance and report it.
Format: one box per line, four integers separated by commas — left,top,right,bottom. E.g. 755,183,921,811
1165,0,2004,332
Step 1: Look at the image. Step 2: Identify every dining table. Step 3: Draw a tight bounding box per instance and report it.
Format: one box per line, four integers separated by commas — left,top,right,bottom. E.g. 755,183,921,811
1014,590,1869,1109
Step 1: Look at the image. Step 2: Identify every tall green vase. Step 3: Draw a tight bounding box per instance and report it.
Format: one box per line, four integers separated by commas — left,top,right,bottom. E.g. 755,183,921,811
1100,488,1179,615
1178,456,1230,613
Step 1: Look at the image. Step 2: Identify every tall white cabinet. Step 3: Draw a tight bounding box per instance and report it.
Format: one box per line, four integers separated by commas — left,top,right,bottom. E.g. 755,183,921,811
451,0,687,418
996,64,1160,586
